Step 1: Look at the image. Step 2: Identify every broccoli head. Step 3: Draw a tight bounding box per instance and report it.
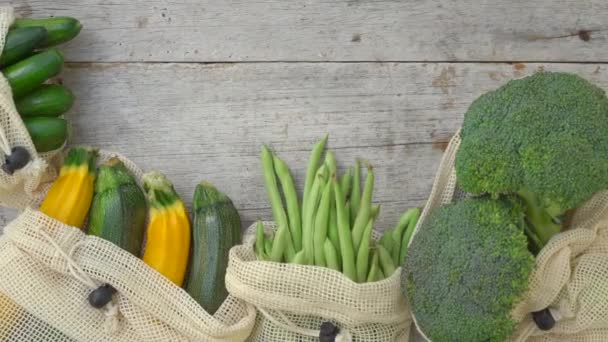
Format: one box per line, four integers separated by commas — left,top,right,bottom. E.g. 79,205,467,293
403,196,534,342
455,71,608,246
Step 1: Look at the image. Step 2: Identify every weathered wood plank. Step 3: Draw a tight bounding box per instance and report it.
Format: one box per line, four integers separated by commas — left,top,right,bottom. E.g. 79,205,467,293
9,0,608,62
3,61,607,233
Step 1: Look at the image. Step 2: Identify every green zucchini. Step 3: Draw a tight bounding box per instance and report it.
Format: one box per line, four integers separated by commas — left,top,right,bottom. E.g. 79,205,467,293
15,84,74,117
23,116,67,152
2,49,64,98
0,26,48,67
88,158,147,256
12,17,82,47
186,182,242,314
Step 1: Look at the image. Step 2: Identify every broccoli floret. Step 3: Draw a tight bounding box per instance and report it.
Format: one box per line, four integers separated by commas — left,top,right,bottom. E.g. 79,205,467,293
403,196,534,342
455,71,608,246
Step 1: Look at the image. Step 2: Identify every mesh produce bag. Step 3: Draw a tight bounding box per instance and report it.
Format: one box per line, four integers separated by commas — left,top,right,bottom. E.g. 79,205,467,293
225,222,412,342
410,130,608,342
0,6,63,210
0,150,257,341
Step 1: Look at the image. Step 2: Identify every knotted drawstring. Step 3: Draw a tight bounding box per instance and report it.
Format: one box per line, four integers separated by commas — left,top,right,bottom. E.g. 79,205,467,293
257,307,352,341
38,228,121,334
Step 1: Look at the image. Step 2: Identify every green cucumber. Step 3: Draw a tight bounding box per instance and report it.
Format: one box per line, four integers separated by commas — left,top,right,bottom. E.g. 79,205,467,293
0,27,48,67
89,158,147,256
2,49,64,98
15,84,74,117
23,116,67,152
186,182,242,314
12,17,82,47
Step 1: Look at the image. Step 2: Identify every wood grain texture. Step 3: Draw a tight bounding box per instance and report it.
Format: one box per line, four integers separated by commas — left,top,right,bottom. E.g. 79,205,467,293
3,61,608,233
8,0,608,62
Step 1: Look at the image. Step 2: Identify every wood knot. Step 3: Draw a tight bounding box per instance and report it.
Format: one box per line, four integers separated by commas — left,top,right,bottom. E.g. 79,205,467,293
578,30,591,42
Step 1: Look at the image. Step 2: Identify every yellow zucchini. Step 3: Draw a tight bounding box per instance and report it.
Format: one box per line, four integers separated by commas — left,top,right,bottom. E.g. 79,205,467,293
39,147,98,228
141,171,191,286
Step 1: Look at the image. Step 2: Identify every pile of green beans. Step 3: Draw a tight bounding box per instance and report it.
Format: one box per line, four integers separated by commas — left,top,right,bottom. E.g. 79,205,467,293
256,136,421,283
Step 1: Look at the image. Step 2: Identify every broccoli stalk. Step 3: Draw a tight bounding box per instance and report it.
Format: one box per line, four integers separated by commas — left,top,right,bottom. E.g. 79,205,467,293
516,188,562,247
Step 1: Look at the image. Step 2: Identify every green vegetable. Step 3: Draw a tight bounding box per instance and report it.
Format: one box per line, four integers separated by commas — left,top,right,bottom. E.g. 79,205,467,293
403,196,534,342
302,164,327,264
344,200,351,229
255,220,267,260
455,71,608,247
324,150,337,178
12,17,82,47
366,250,382,282
379,231,395,258
293,250,306,265
15,84,74,117
355,218,373,282
339,167,352,200
273,154,302,251
323,239,341,272
391,208,420,264
260,146,294,262
23,116,67,152
377,245,395,277
399,208,420,265
264,238,273,257
351,165,374,252
0,26,47,67
327,198,341,259
88,158,147,256
313,180,332,267
302,136,327,220
333,179,357,282
2,49,63,98
186,182,242,315
350,160,361,222
370,204,380,220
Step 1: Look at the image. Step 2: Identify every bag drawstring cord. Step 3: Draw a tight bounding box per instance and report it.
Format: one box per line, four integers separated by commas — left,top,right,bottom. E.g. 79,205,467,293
38,228,120,334
257,307,352,341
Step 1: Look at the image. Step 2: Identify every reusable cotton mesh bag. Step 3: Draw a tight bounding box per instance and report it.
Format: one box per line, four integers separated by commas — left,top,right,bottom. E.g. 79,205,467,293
0,150,257,341
0,7,63,210
409,130,608,342
225,222,412,342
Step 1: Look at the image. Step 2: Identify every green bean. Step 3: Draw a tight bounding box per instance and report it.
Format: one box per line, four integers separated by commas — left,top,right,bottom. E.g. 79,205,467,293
324,150,337,176
314,180,333,267
340,167,353,200
264,236,273,256
399,208,421,264
333,179,357,281
351,165,374,252
324,239,341,272
379,229,395,256
366,250,380,282
270,221,294,262
302,136,328,219
302,165,327,264
377,245,396,277
350,160,361,222
255,220,267,260
273,154,302,251
371,204,381,220
345,200,351,229
327,198,341,261
376,264,385,281
356,218,374,283
293,250,306,265
391,208,419,250
261,146,295,260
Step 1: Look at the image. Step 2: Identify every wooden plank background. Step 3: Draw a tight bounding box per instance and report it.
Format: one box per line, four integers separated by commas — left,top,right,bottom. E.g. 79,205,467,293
2,0,608,231
1,1,607,341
